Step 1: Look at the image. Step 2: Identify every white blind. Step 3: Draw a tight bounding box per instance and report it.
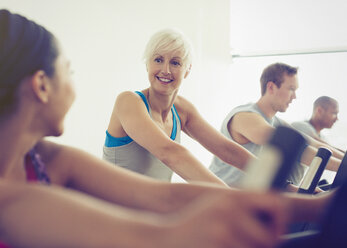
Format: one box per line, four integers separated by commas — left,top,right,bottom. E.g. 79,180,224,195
230,0,347,56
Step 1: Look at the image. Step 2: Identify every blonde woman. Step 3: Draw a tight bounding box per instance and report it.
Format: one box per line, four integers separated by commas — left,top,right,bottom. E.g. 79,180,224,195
104,29,255,185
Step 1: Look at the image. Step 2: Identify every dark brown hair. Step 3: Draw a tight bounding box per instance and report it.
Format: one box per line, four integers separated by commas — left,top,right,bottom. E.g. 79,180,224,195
260,63,298,95
0,9,58,116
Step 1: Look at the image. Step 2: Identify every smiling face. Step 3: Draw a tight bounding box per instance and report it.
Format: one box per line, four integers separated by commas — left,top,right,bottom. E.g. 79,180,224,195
44,51,75,137
143,29,193,95
146,50,190,95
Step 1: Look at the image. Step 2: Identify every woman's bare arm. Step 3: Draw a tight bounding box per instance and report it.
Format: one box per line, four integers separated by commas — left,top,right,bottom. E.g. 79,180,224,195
38,140,226,213
107,91,226,185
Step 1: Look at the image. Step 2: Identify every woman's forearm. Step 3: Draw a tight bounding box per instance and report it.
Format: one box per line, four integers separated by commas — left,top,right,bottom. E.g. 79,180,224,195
284,191,334,223
160,145,227,187
0,181,293,248
219,141,256,171
0,183,170,248
154,182,229,213
50,145,226,214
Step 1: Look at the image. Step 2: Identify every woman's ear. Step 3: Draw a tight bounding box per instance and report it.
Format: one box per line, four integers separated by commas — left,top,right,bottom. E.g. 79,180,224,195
30,70,51,103
184,64,192,78
146,61,149,72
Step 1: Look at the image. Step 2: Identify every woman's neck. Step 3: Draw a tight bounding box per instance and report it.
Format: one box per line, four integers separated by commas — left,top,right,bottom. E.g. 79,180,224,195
146,88,177,121
0,112,43,178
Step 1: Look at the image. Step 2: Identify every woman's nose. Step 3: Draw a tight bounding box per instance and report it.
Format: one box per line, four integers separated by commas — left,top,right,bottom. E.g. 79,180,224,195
161,62,171,75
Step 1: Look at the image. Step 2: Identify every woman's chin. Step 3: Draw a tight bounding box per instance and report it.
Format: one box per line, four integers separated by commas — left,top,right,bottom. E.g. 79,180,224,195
47,127,64,137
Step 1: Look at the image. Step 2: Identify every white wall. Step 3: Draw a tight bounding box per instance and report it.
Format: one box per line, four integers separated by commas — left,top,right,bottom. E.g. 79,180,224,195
1,0,231,182
230,0,347,53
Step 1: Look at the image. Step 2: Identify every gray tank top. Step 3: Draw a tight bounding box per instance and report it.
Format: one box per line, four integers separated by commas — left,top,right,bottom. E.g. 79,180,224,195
103,92,181,182
209,103,306,186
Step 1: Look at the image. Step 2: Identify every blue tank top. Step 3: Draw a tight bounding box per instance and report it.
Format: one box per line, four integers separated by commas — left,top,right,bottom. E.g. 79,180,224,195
103,91,181,181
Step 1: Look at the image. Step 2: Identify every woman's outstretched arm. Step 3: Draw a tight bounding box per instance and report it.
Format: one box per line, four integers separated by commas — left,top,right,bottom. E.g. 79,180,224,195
0,181,290,248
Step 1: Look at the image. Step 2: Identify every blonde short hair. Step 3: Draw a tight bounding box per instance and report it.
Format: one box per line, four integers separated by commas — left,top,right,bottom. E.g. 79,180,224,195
143,28,193,68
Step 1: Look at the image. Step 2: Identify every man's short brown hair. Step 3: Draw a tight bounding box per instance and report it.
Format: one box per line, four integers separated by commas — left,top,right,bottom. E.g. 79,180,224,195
260,63,298,95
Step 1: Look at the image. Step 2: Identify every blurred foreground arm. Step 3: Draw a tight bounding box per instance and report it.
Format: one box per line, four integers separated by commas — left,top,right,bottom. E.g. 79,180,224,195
0,181,288,248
